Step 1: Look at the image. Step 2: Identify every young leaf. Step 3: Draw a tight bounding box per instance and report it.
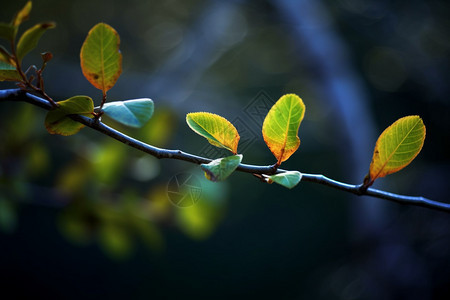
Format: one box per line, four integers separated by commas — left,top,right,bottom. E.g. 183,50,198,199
102,98,154,128
0,61,21,81
80,23,122,94
186,112,240,154
264,171,302,189
201,154,243,182
262,94,305,165
16,23,55,62
0,46,13,64
368,115,426,184
0,23,15,41
45,96,94,136
12,1,32,27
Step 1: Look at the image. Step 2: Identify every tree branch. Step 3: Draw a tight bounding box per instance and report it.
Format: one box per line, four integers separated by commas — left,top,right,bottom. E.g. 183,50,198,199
1,88,449,213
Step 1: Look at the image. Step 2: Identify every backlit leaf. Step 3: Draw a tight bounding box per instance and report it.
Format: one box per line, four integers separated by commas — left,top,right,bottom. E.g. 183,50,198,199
45,96,94,136
0,197,17,234
0,23,15,41
0,46,13,64
262,94,305,165
0,61,21,81
264,171,302,189
201,154,242,182
16,22,55,62
368,115,426,184
12,1,32,27
102,98,154,128
80,23,122,94
186,112,240,154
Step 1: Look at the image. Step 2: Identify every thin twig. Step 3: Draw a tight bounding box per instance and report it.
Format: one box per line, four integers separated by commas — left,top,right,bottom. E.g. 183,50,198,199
1,88,449,213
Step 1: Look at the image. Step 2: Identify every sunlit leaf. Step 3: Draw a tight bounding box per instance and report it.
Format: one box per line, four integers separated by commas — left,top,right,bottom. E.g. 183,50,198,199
16,22,55,62
45,96,94,136
80,23,122,94
201,154,242,182
262,94,305,165
102,98,154,128
12,1,32,27
264,171,302,189
186,112,240,154
368,115,426,184
0,23,15,41
0,61,21,81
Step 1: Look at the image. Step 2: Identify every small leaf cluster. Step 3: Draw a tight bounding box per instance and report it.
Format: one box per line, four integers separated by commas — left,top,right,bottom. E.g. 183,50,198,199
365,115,426,187
186,96,426,189
185,94,306,188
0,2,154,136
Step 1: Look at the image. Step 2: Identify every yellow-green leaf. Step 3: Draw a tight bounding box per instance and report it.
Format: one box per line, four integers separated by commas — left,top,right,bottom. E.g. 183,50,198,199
0,61,21,81
368,115,426,184
201,154,242,182
12,1,32,27
264,171,302,189
186,112,240,154
16,22,55,62
262,94,305,165
45,96,94,136
80,23,122,94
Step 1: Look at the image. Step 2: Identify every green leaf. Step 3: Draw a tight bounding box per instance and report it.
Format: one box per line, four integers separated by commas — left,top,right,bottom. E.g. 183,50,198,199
102,98,154,128
0,23,15,41
264,171,302,189
201,154,242,182
16,22,55,62
262,94,305,165
12,1,32,27
368,115,426,184
0,61,21,81
186,112,240,154
80,23,122,94
45,96,94,136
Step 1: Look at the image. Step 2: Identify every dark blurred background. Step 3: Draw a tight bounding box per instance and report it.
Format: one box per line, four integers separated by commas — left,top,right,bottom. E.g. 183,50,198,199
1,0,449,299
